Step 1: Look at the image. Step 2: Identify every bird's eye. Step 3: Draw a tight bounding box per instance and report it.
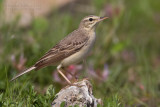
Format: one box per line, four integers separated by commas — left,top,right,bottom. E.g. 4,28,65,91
89,18,93,21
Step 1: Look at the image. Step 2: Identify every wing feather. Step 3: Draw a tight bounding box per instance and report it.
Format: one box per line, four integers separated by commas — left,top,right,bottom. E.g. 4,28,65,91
34,30,89,70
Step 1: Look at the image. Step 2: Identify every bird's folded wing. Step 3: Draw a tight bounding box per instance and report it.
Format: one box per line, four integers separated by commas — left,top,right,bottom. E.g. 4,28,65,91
34,35,89,70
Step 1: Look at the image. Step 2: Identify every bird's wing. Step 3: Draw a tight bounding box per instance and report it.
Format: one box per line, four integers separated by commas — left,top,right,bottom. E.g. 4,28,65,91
34,31,89,70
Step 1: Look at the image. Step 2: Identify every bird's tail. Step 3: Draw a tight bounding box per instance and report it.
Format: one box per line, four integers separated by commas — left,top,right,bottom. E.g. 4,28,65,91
10,66,36,81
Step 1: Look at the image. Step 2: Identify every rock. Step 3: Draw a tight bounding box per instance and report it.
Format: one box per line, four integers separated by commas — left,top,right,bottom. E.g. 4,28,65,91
52,79,102,107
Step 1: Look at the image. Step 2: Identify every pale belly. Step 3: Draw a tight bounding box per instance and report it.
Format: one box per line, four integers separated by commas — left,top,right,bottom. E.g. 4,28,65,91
61,34,96,67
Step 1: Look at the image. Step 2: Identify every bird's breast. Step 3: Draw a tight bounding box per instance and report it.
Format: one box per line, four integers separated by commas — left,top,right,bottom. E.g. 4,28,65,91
84,32,96,54
61,32,96,67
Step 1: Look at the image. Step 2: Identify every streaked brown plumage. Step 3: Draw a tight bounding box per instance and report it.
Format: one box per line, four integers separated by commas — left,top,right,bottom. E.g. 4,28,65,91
35,29,89,70
11,15,108,84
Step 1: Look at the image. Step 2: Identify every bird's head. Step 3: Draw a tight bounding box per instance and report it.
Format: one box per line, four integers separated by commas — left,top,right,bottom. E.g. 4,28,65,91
79,15,108,31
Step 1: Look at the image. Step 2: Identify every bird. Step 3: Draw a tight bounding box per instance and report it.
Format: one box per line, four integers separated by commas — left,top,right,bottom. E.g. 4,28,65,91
11,15,108,84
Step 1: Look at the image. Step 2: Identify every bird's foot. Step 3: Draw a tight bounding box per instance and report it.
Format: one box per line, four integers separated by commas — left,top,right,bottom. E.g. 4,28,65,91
68,83,85,88
72,76,79,82
82,77,90,81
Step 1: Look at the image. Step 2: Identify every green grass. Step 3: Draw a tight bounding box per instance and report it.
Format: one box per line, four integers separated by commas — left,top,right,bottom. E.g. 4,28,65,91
0,0,160,106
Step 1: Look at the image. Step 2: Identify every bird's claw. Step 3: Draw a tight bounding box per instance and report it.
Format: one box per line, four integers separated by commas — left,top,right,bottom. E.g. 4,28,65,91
69,83,85,88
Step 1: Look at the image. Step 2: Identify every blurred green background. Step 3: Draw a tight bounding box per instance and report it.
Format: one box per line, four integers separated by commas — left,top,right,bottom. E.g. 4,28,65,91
0,0,160,106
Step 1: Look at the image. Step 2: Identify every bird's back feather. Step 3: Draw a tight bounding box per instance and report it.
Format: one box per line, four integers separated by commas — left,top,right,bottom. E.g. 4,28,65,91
34,29,89,70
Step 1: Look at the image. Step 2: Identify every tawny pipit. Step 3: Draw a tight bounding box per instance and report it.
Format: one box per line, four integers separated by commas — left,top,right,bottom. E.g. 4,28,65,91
11,15,108,84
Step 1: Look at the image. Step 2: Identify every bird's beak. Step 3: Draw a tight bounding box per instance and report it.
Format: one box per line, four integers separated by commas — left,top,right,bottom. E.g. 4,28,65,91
98,17,109,22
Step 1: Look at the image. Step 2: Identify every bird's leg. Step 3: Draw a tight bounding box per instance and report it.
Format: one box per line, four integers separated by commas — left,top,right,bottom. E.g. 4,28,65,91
57,65,83,87
61,67,78,82
57,65,71,84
